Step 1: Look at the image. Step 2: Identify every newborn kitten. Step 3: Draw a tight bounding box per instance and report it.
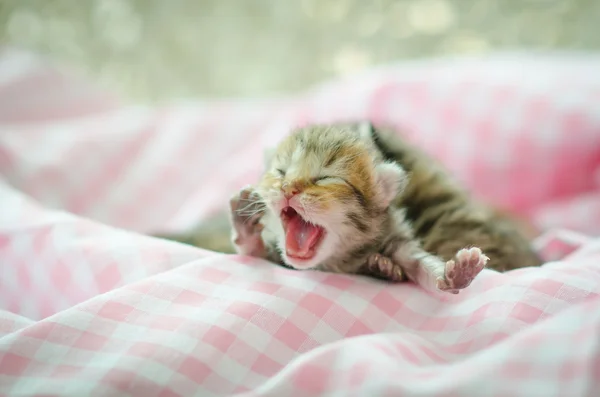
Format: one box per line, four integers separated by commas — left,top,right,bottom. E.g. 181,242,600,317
230,122,541,294
231,122,415,282
159,122,542,294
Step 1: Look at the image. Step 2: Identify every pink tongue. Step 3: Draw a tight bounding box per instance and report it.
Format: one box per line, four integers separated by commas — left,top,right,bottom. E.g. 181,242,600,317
285,216,321,257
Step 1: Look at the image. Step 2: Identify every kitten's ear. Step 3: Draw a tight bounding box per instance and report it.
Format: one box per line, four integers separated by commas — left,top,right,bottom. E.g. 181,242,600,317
374,162,408,207
357,121,375,142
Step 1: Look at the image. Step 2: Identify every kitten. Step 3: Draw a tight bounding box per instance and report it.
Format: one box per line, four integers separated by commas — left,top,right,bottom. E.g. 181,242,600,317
161,122,542,294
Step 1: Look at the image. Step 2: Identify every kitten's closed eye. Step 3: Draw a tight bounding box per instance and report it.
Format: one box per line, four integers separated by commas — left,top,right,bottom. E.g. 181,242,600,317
314,176,344,185
275,169,286,176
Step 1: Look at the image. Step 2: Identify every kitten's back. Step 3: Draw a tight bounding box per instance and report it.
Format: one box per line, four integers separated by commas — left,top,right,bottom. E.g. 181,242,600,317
370,126,543,271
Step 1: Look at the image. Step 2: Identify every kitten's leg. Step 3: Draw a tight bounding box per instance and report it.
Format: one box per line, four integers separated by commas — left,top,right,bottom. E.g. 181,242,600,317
385,241,446,292
384,241,487,294
229,186,268,258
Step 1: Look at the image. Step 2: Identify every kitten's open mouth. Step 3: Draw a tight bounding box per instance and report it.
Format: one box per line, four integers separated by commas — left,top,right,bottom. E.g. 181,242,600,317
281,206,325,260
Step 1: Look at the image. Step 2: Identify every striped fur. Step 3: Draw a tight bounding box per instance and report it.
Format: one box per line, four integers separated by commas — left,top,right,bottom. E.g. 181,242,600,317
370,124,543,272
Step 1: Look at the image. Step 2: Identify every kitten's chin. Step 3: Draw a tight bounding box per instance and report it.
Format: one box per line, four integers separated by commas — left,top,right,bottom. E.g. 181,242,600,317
283,254,320,270
282,239,332,270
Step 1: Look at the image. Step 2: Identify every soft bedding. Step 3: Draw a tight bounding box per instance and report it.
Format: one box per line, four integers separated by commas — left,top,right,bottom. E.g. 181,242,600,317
1,47,600,396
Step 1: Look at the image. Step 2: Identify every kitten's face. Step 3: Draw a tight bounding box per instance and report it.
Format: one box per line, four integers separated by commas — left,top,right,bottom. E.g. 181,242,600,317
256,124,407,270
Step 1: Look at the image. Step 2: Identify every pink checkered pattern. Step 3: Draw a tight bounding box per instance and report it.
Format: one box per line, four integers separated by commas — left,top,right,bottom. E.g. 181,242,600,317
1,47,600,396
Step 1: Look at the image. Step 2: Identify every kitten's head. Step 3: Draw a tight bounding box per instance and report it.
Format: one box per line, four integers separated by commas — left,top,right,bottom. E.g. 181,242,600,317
256,122,408,270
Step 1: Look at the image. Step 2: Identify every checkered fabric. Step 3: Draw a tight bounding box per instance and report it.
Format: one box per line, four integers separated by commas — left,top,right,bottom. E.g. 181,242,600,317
1,47,600,396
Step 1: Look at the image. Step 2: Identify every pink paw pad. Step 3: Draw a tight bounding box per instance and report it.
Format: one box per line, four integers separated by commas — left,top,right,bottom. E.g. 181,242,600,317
437,247,488,294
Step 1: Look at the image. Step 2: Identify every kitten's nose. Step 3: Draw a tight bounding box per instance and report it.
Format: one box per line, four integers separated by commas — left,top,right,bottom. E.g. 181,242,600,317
281,182,300,199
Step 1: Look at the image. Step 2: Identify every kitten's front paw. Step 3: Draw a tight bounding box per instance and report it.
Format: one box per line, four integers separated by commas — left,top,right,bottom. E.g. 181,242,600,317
230,186,266,254
366,253,405,282
436,247,488,294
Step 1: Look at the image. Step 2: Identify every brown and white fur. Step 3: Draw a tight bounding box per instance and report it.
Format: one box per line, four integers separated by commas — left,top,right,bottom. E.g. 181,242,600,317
228,122,542,294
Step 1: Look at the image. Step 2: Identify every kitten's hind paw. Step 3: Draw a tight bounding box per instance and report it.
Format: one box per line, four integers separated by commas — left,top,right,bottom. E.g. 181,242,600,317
366,253,406,282
436,247,488,294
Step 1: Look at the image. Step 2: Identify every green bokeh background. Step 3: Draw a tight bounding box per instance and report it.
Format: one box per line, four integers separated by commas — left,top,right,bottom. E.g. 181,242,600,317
2,0,598,102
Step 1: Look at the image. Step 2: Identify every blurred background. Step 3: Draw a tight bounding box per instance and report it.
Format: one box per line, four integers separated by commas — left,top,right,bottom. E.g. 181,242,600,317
1,0,599,103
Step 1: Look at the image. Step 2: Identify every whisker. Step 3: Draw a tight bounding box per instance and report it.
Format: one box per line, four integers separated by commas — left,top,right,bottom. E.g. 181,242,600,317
237,200,265,212
237,208,264,217
238,197,266,205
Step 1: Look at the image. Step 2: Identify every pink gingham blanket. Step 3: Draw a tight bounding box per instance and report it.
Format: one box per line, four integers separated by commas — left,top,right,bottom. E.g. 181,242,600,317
1,48,600,396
